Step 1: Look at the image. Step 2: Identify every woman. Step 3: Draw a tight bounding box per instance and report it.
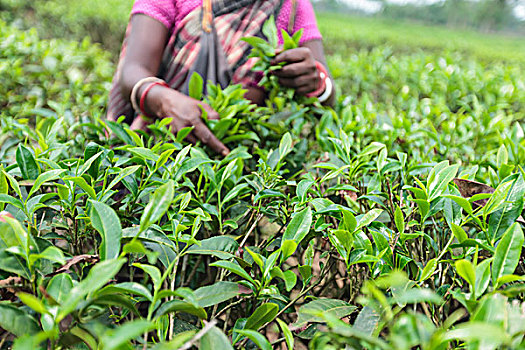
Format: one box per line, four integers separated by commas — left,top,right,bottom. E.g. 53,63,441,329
107,0,334,156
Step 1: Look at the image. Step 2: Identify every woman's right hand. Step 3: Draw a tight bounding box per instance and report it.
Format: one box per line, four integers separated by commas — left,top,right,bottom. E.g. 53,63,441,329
146,85,229,156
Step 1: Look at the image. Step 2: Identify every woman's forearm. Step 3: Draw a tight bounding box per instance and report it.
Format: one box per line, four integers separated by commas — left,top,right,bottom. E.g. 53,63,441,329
118,14,169,115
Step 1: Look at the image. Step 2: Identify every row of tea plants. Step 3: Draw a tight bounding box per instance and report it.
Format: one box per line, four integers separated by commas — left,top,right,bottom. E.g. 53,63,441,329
1,16,525,350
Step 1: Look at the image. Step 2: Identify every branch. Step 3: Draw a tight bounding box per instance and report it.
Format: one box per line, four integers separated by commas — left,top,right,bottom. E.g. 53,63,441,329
179,320,218,350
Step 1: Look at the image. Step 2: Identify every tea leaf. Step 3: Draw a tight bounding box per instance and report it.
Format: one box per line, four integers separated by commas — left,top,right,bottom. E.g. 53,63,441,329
194,281,246,308
28,169,65,198
89,200,122,260
58,259,126,321
154,300,207,319
0,304,39,337
245,303,278,330
210,260,256,286
140,180,175,233
189,72,204,100
276,319,294,350
235,330,272,350
16,145,39,180
455,259,476,289
282,206,312,245
100,320,152,350
200,326,234,350
491,223,524,284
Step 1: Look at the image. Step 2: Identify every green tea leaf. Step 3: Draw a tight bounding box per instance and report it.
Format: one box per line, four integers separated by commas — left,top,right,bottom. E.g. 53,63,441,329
65,176,97,199
47,273,74,304
276,319,294,350
200,326,233,350
188,72,204,100
84,142,102,179
95,282,153,302
89,200,122,260
492,223,524,284
357,209,383,230
17,292,48,314
245,303,278,330
428,164,459,201
140,180,174,233
282,206,312,245
58,258,126,321
210,260,256,286
16,145,39,180
235,330,271,350
488,197,523,243
262,15,278,49
154,300,207,319
475,258,492,298
194,281,246,308
483,177,514,218
186,236,238,259
450,223,468,243
420,258,438,282
394,205,405,234
297,298,356,325
133,263,162,291
0,304,39,337
100,320,152,350
455,259,476,289
279,132,293,162
28,169,65,198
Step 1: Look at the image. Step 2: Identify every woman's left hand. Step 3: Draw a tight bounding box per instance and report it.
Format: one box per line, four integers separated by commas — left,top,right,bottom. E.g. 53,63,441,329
271,47,319,95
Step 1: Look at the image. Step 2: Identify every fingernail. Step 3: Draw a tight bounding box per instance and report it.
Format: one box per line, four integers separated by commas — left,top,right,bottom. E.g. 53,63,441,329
222,149,230,157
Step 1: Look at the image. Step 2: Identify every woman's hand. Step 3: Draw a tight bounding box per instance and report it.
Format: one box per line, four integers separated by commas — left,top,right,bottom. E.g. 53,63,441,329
271,47,319,95
146,85,230,156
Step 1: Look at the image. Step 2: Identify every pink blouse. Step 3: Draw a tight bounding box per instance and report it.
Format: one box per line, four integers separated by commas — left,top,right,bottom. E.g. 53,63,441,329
131,0,322,44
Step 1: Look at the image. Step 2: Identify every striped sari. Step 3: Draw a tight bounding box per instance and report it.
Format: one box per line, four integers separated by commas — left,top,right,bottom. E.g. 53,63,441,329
107,0,283,124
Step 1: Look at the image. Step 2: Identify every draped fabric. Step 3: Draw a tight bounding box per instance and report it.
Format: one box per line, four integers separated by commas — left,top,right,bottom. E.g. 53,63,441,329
107,0,283,124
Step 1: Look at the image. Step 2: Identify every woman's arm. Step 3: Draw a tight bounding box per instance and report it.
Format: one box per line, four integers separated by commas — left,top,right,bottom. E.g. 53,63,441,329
119,14,229,156
119,14,168,102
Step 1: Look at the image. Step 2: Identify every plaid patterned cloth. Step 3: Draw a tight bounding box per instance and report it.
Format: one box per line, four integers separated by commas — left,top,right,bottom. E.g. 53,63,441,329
107,0,283,124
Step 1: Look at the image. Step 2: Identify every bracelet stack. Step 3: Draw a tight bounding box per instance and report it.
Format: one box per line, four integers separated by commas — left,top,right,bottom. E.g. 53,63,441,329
307,61,333,103
130,77,169,118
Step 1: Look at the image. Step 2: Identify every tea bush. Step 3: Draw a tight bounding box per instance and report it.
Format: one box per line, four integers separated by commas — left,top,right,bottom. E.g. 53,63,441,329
0,19,113,118
0,15,524,350
317,13,525,65
0,0,132,52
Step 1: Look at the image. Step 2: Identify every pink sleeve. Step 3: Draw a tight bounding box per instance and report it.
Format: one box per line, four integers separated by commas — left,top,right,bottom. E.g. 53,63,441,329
131,0,176,30
294,0,322,43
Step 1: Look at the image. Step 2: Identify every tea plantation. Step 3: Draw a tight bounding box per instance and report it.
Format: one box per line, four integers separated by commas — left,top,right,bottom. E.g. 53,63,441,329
0,2,524,349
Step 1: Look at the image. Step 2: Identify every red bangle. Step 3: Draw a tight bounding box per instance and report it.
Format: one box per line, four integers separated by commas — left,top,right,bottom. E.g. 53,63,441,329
139,81,169,117
306,61,328,98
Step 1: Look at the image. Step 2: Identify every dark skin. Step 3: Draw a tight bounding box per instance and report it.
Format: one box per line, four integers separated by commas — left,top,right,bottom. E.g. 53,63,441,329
120,14,335,156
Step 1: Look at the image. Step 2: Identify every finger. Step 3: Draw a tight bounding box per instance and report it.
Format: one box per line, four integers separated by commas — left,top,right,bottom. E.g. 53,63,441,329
296,85,317,95
130,116,151,131
200,102,220,120
192,122,230,156
169,118,186,134
271,47,309,65
186,133,197,144
278,75,315,89
273,62,315,78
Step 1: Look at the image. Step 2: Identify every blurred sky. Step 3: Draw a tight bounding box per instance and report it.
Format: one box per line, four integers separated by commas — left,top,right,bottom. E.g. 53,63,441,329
342,0,525,19
341,0,440,13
